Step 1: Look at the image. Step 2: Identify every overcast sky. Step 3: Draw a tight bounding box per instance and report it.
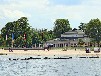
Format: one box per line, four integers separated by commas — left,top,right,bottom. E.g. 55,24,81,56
0,0,101,30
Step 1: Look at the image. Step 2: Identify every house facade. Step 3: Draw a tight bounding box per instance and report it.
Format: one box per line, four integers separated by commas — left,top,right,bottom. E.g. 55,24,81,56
46,30,90,47
61,30,90,47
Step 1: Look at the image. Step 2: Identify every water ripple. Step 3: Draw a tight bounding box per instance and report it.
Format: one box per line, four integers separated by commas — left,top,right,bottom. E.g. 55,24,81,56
0,55,101,76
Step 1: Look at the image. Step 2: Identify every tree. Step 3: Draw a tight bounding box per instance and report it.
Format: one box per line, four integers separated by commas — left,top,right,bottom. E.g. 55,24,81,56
53,19,71,38
0,34,4,46
72,28,77,31
39,29,53,43
32,31,40,47
78,39,85,47
14,36,24,47
90,38,96,47
1,22,14,46
86,18,101,47
1,17,32,47
78,23,87,32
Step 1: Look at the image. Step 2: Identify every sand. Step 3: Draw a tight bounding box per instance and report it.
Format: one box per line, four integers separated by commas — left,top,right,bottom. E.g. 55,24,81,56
0,49,101,57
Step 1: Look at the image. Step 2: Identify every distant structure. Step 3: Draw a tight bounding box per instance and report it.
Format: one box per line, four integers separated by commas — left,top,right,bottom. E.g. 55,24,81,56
46,29,90,47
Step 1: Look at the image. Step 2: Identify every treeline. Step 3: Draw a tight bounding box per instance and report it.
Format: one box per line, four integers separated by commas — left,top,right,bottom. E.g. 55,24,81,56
0,17,55,47
0,17,101,47
79,18,101,47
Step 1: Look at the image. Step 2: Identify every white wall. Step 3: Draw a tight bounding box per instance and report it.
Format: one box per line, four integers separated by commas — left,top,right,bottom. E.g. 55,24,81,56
61,34,84,38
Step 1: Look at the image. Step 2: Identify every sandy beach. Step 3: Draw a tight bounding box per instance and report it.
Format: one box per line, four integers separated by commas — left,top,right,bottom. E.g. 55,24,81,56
0,49,101,57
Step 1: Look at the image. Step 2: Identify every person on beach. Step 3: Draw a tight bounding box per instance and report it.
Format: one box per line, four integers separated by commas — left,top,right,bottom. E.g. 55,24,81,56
44,43,49,51
86,47,90,53
9,48,13,52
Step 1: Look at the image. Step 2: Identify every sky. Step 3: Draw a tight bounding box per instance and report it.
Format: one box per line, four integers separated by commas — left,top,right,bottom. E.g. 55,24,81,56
0,0,101,30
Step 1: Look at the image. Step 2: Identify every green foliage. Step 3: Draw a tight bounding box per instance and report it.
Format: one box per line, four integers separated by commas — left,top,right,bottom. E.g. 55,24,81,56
31,29,54,46
53,19,71,38
78,23,87,32
1,18,72,48
2,17,101,48
1,17,32,47
0,35,4,46
86,18,101,46
78,39,85,46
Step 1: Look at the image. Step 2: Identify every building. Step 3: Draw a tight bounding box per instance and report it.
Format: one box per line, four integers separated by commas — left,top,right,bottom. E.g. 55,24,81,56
46,39,69,48
46,30,90,47
61,30,90,47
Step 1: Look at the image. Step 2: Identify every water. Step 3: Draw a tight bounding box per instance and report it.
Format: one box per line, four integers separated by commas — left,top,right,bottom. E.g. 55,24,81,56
0,55,101,76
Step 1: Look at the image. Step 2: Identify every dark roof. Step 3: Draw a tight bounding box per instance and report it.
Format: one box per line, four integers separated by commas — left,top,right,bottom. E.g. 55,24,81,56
62,30,85,35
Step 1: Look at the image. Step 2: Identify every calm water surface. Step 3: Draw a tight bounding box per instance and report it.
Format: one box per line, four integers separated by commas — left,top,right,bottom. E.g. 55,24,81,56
0,55,101,76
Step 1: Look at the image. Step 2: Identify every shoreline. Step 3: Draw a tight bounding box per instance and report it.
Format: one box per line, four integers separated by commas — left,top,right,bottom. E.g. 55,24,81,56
0,49,101,57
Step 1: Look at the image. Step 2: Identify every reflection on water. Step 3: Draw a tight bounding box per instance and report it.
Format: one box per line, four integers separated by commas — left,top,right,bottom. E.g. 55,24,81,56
0,55,101,76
